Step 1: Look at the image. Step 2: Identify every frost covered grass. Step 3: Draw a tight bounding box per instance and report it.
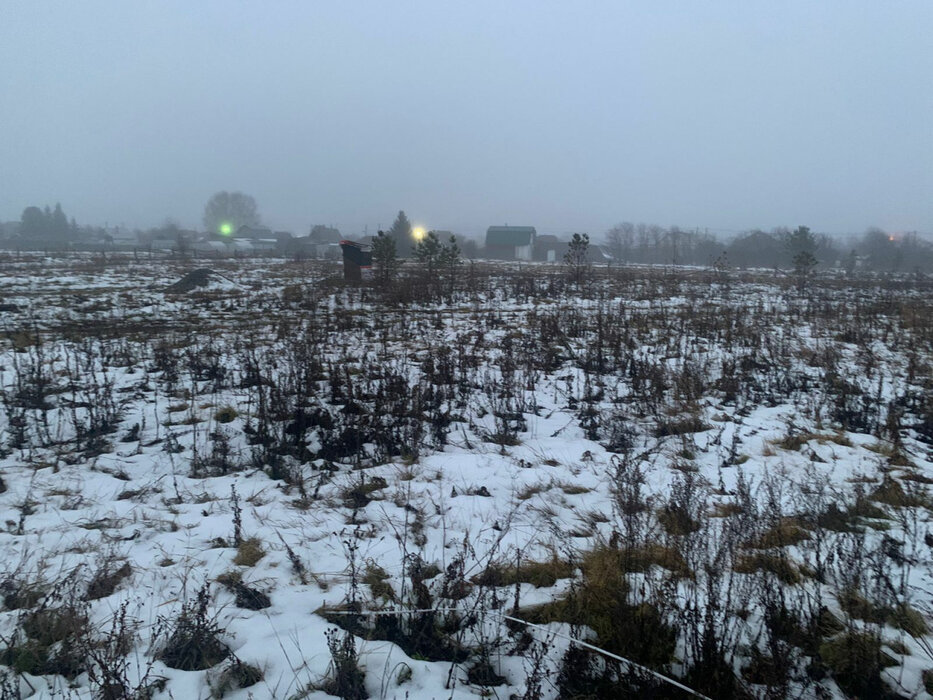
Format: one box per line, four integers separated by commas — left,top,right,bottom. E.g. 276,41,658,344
0,252,932,698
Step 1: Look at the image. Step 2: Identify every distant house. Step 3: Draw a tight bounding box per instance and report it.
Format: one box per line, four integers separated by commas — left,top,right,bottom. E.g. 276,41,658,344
235,225,273,240
534,235,567,262
533,235,613,264
107,229,139,247
317,242,342,260
485,226,536,260
587,244,614,264
309,225,342,244
248,238,279,254
286,235,342,260
234,226,292,253
231,239,254,255
285,236,316,259
193,239,231,257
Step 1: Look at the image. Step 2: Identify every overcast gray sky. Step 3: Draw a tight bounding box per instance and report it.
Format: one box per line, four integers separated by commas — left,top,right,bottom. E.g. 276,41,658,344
1,2,931,238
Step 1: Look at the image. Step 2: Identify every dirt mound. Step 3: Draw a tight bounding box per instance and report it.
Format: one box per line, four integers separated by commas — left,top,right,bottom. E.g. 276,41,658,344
165,268,237,294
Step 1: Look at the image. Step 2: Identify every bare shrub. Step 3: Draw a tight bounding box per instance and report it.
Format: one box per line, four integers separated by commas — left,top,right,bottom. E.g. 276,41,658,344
158,585,230,671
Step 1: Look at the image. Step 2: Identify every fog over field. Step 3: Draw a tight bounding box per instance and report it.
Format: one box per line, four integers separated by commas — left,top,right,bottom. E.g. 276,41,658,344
1,2,931,237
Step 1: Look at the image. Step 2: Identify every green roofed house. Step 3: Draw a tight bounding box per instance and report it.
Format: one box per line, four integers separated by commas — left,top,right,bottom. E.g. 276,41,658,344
485,225,536,260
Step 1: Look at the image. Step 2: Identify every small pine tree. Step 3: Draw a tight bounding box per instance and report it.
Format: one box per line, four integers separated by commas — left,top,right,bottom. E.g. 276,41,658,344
439,235,461,299
414,231,442,275
439,235,460,271
785,226,818,289
414,231,461,300
372,231,398,285
564,233,590,285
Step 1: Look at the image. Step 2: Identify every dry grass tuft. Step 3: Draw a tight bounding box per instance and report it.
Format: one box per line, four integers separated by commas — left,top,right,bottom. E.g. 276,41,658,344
516,481,550,501
214,406,238,424
838,588,928,636
342,476,388,508
710,501,745,518
521,546,678,669
558,481,591,495
233,538,265,567
734,553,802,584
363,563,395,602
86,561,132,600
746,517,810,549
209,658,263,697
473,556,574,589
819,630,896,698
582,544,691,579
870,477,928,508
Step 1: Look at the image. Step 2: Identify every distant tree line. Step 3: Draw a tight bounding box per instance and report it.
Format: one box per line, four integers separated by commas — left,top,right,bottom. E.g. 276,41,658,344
603,221,933,273
18,203,77,241
5,198,931,273
9,204,132,248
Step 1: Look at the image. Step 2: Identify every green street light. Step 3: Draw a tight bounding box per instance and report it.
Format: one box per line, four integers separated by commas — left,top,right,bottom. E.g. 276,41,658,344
219,222,233,236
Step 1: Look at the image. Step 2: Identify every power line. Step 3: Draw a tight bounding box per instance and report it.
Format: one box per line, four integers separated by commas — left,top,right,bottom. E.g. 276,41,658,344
324,605,713,700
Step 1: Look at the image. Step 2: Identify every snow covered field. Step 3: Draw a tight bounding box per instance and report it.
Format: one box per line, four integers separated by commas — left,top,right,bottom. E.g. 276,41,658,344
0,253,932,699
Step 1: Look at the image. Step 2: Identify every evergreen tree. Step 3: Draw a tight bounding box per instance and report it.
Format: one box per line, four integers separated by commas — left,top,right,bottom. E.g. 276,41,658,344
860,227,897,271
564,232,590,285
20,206,46,237
19,204,75,243
372,230,398,285
51,203,69,238
388,210,413,257
439,235,461,272
414,231,443,275
413,231,462,299
785,226,818,288
439,235,461,299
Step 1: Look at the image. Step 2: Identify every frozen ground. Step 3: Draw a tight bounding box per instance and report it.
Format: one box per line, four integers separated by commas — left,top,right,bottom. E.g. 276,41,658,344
0,253,932,699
